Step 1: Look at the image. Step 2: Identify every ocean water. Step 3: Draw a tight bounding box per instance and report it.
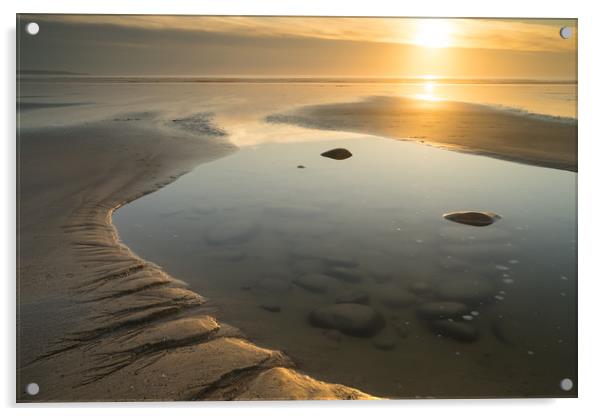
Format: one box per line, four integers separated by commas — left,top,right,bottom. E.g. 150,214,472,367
19,79,577,398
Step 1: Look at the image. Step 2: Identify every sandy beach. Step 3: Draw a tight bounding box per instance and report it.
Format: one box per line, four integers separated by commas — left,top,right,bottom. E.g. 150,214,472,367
16,117,376,401
267,96,577,171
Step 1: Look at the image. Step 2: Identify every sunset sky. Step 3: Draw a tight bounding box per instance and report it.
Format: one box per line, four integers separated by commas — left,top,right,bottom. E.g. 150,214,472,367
18,15,577,79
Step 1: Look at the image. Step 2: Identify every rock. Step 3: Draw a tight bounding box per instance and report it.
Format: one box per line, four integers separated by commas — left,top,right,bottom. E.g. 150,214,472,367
325,266,363,283
435,278,495,304
260,302,281,313
205,221,261,245
335,288,369,304
293,274,340,293
443,211,501,227
375,288,417,308
321,148,353,160
297,165,306,169
416,302,470,320
408,281,432,295
430,320,479,342
309,303,384,337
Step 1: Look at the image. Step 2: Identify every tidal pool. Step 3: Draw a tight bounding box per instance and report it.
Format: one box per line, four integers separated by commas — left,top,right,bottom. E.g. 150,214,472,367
114,132,576,398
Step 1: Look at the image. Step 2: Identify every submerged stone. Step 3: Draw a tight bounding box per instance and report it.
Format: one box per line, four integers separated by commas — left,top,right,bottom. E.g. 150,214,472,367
309,303,384,337
321,148,353,160
443,211,501,227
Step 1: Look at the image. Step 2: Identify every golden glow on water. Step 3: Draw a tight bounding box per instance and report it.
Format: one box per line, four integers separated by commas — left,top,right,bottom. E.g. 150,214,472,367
415,81,441,101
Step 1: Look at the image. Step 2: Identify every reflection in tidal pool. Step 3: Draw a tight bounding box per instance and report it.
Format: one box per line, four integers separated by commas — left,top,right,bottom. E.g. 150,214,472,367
114,134,576,398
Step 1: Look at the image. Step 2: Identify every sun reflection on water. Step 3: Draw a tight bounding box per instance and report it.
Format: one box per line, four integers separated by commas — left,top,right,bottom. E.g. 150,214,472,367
415,81,441,101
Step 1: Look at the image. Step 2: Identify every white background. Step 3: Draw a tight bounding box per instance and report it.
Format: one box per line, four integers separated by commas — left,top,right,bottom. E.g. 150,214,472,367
2,0,601,414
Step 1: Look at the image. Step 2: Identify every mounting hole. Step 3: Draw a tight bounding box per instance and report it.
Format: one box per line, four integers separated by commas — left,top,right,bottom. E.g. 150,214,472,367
560,378,574,391
559,26,572,39
25,382,40,396
26,22,40,36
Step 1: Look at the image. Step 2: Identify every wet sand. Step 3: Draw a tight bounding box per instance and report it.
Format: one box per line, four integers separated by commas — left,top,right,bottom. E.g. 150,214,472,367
16,117,375,401
267,96,577,171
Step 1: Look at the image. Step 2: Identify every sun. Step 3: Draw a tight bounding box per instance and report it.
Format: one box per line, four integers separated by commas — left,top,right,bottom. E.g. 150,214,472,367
413,19,453,48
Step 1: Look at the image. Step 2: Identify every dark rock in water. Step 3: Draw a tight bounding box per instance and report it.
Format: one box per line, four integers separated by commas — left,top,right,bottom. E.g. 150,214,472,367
430,320,479,342
335,288,369,304
260,302,281,313
372,328,397,350
321,148,353,160
443,211,501,227
416,302,469,320
435,278,495,304
293,273,340,293
297,165,306,169
325,266,363,283
375,288,417,308
408,281,432,295
309,303,384,337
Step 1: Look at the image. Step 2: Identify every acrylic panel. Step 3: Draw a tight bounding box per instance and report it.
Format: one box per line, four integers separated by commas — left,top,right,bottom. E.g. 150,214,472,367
16,15,577,401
